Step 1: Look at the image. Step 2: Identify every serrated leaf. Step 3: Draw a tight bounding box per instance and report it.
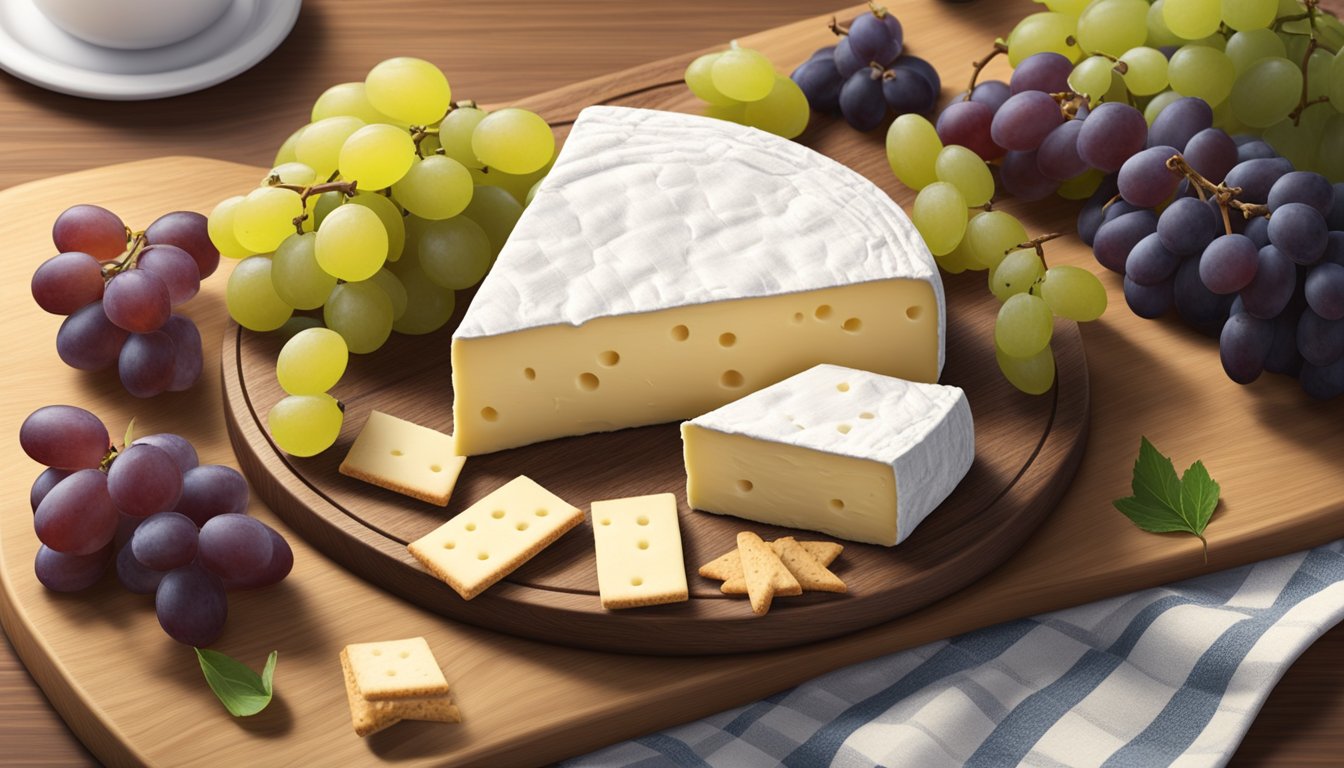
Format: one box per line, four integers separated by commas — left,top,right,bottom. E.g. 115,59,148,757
1181,460,1220,532
1112,496,1197,534
1131,436,1182,513
1114,437,1220,563
196,648,277,717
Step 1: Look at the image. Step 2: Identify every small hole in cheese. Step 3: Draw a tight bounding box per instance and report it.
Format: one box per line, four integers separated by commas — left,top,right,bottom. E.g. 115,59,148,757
535,508,549,517
491,509,505,519
837,424,852,434
465,522,477,531
578,372,600,391
430,464,442,473
638,540,649,550
442,541,455,549
671,324,690,341
815,304,833,320
737,479,753,492
516,521,529,531
599,518,611,526
398,650,409,659
829,499,845,511
837,382,850,392
718,332,736,347
792,312,805,323
390,449,403,456
481,407,499,422
478,552,489,560
860,411,875,419
631,577,643,586
721,370,744,388
371,649,382,656
906,305,923,320
842,317,862,332
636,516,649,526
523,367,536,380
599,350,620,366
386,669,397,676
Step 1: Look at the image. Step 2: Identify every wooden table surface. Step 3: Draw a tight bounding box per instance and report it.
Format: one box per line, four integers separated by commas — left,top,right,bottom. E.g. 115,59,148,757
1,1,1340,765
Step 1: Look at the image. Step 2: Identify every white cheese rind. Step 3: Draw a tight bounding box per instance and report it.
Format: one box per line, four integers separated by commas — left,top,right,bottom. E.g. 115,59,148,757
452,105,945,375
684,364,974,545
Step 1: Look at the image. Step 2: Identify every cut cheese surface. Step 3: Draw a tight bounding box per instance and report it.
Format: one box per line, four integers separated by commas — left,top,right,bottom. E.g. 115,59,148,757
451,106,944,456
590,493,688,610
339,411,466,506
682,364,974,547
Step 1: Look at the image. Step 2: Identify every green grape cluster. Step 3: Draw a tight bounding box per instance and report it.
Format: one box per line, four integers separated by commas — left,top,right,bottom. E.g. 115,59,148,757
888,113,1108,394
209,56,551,456
684,42,810,139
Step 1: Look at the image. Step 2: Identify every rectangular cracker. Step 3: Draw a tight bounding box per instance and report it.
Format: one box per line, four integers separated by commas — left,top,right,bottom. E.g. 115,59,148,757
408,475,583,600
591,493,688,610
737,531,800,615
340,649,460,738
699,540,843,581
339,411,467,506
344,636,449,701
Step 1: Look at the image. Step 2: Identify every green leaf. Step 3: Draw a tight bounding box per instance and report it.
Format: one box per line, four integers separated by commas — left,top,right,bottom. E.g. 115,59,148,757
195,648,277,717
1131,436,1182,514
1180,460,1220,532
122,417,136,449
1113,437,1221,563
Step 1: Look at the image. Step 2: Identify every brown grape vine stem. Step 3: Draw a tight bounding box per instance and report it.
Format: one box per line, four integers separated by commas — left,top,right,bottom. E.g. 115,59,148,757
100,231,148,279
1165,154,1270,237
1010,232,1065,268
962,42,1008,101
264,178,360,234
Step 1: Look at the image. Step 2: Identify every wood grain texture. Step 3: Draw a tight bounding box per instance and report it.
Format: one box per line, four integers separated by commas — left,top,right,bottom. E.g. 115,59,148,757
1,0,1343,764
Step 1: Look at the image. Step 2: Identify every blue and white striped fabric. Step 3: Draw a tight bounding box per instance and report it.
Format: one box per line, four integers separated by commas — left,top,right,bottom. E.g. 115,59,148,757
566,540,1344,768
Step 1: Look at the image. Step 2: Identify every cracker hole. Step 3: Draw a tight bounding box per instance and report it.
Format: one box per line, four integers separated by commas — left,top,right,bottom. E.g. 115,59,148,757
598,350,620,366
837,382,850,392
599,518,611,526
442,541,455,549
390,449,403,456
491,509,505,519
478,552,489,560
829,499,845,511
842,317,862,332
636,516,649,526
535,508,549,517
398,651,409,659
523,367,536,380
837,424,852,434
386,669,397,676
671,324,689,341
860,411,875,419
631,577,644,586
430,464,442,473
637,540,649,550
815,304,833,320
718,332,736,347
371,649,382,656
515,521,529,531
465,523,476,532
578,372,600,391
737,479,753,493
721,369,744,388
906,305,923,320
481,407,498,422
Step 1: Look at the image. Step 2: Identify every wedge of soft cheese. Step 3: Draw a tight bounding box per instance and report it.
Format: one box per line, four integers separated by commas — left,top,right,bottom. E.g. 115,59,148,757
681,364,974,547
451,106,945,456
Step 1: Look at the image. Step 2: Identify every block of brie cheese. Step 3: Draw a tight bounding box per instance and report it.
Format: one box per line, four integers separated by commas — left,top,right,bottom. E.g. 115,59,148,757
682,364,974,547
451,106,946,456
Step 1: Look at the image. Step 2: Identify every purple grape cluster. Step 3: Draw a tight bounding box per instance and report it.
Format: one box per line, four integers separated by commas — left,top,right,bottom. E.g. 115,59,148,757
22,405,293,646
790,8,940,131
32,205,220,398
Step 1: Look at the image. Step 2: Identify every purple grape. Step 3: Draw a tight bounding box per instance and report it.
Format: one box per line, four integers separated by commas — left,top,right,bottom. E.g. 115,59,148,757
1077,102,1148,172
1267,171,1334,215
833,37,864,78
1199,234,1260,294
935,100,1002,161
999,150,1059,201
1306,263,1344,320
52,204,126,262
133,433,198,474
838,69,886,131
20,404,109,469
1118,145,1182,207
107,443,183,518
35,544,111,592
791,56,843,114
891,56,939,97
1158,197,1220,256
1093,210,1158,273
155,565,228,646
30,467,72,512
34,469,118,555
113,512,142,551
103,269,171,333
1265,312,1303,374
1078,175,1120,246
848,11,903,65
1300,358,1344,399
1037,120,1087,181
116,543,165,594
1224,157,1294,204
881,67,936,114
31,252,105,315
1328,232,1344,267
1241,245,1297,319
1297,309,1344,366
1124,276,1175,318
1126,233,1182,286
1148,97,1212,152
118,331,177,398
1268,203,1328,265
1183,128,1238,184
135,245,200,306
198,513,273,582
144,211,219,279
990,91,1062,152
162,315,203,392
131,512,198,571
1236,140,1277,163
176,465,249,526
968,80,1011,112
56,301,129,372
1328,184,1344,230
224,525,294,590
1220,311,1274,384
1244,215,1271,248
1174,256,1234,336
1010,52,1072,95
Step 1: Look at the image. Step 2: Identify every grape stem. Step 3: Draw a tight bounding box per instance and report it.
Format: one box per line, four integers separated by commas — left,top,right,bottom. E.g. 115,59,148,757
1290,36,1331,125
828,17,849,37
1165,154,1270,237
1009,232,1064,267
100,231,148,279
1050,91,1088,120
264,179,359,235
962,42,1008,101
868,2,888,18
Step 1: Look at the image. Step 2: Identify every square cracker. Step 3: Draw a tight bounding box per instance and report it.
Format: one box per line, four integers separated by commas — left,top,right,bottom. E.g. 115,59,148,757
340,649,460,738
344,636,450,701
339,411,467,506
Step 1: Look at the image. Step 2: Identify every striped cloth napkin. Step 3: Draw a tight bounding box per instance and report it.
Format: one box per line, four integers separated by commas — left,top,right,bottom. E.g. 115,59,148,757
566,539,1344,768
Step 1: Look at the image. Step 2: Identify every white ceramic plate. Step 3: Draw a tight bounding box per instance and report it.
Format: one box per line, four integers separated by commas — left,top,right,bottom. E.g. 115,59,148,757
0,0,301,100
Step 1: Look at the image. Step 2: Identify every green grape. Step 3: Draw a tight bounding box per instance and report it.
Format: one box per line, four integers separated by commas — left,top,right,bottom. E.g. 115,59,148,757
272,232,335,310
369,268,408,321
995,292,1054,358
471,108,554,175
268,393,343,457
324,280,394,354
997,343,1056,395
1057,169,1106,199
1076,0,1149,57
226,256,293,331
296,117,364,179
685,52,736,105
886,114,943,191
965,210,1028,271
418,217,493,290
990,248,1045,301
704,101,748,124
1146,0,1184,48
312,191,342,229
275,315,324,343
1119,47,1169,96
269,162,317,187
711,46,775,102
276,327,348,395
364,57,450,126
1038,265,1107,321
911,182,968,257
1162,0,1220,40
438,107,487,169
1265,108,1330,172
1319,113,1344,181
473,161,552,205
314,204,388,282
1006,12,1082,66
526,178,544,205
274,125,305,167
207,195,253,260
1320,12,1344,52
1221,0,1276,31
1041,0,1089,13
402,214,430,262
1211,96,1250,135
339,124,416,190
1143,89,1183,124
1069,56,1115,101
934,145,994,207
419,132,442,155
311,82,390,124
1225,29,1288,73
1231,57,1304,128
392,155,472,220
742,75,809,139
348,192,406,262
1168,45,1235,107
462,185,523,255
233,186,303,254
1307,48,1333,102
935,235,977,275
1102,71,1132,105
388,258,456,335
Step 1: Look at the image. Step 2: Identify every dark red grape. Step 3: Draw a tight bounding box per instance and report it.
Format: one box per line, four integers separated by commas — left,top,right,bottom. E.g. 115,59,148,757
999,150,1059,201
848,11,902,65
30,467,72,513
35,544,111,592
1010,52,1072,94
107,443,183,518
162,315,203,392
1220,311,1274,384
1183,128,1237,184
1037,120,1087,181
103,269,171,333
225,525,294,590
31,252,105,315
990,91,1062,152
56,301,129,372
34,469,118,555
198,513,273,581
131,512,198,571
118,331,177,398
1077,102,1148,172
935,100,1002,161
133,433,198,474
1118,145,1182,208
20,405,109,469
52,204,126,261
968,80,1011,112
1199,234,1260,294
1148,97,1212,152
114,512,143,551
177,465,249,526
155,565,228,646
144,211,219,279
135,245,200,306
116,543,165,595
1306,263,1344,320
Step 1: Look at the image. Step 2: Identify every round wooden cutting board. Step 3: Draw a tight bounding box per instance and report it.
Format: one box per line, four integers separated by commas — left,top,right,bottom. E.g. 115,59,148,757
222,80,1091,656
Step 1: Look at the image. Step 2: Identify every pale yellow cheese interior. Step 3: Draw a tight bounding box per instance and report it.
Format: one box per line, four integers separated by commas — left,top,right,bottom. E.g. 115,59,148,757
681,425,899,546
451,278,938,456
